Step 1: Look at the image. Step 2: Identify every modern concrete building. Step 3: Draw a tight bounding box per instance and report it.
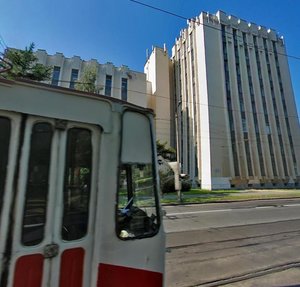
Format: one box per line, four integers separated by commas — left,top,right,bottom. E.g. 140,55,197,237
146,10,300,189
35,50,149,108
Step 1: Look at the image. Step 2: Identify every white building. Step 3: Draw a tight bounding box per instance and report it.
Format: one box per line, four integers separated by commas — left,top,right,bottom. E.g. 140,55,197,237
35,50,149,108
145,10,300,189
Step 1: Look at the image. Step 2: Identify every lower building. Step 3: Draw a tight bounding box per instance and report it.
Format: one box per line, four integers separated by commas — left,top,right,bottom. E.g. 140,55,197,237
35,49,172,145
35,50,149,108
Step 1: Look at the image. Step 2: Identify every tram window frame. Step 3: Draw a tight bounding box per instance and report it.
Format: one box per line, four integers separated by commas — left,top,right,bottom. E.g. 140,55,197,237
61,127,93,241
116,111,161,240
21,122,53,246
0,117,11,221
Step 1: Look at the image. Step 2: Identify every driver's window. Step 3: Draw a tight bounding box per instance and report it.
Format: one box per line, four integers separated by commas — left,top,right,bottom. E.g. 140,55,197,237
117,163,158,239
116,111,160,240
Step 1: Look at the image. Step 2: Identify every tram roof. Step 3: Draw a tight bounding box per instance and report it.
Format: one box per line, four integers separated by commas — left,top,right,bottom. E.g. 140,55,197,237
0,77,154,114
0,77,154,133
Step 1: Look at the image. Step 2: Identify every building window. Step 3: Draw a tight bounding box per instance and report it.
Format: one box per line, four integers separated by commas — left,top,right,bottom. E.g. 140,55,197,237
69,69,79,89
51,66,61,86
273,41,298,174
222,24,240,177
105,75,112,96
121,78,128,101
242,118,247,133
245,139,253,177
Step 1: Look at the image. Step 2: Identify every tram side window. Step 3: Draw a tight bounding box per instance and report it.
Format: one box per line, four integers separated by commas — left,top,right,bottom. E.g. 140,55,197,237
22,123,53,246
62,128,92,241
116,111,160,240
117,164,159,239
0,117,11,220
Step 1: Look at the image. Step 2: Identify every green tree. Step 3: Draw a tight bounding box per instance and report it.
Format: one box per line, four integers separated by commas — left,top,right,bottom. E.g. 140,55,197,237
75,63,99,93
156,140,176,161
4,42,51,81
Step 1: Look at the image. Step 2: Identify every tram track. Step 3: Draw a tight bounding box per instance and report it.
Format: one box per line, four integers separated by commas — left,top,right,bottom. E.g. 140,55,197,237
165,218,300,287
166,227,300,265
166,223,300,250
166,231,300,266
189,261,300,287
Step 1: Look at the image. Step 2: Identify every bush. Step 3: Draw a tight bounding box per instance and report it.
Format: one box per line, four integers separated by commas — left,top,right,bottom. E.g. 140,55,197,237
160,176,192,194
181,179,192,191
161,176,175,194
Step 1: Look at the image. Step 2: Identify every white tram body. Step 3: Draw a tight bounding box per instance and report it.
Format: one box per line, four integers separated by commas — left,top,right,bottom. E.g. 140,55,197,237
0,78,165,287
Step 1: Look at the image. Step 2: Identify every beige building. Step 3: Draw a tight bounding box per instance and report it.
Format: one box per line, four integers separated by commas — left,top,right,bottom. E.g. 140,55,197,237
35,50,149,108
146,10,300,190
144,46,172,146
34,49,174,145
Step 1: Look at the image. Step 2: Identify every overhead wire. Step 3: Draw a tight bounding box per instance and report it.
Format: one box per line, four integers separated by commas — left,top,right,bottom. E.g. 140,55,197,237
43,78,299,122
2,1,298,120
129,0,300,61
127,1,300,123
130,2,300,122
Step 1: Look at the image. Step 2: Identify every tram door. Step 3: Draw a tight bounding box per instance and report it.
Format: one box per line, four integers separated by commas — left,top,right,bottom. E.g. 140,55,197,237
6,116,100,287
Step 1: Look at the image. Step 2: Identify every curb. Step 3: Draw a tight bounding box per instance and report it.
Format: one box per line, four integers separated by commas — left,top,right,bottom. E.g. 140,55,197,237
161,195,300,206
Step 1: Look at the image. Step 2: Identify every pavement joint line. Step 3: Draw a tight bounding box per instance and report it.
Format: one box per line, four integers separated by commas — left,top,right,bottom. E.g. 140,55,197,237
165,202,300,218
255,206,275,209
283,203,300,207
191,261,300,287
166,209,232,217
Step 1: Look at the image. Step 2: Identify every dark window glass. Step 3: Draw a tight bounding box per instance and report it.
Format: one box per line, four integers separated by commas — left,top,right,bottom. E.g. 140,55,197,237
105,75,112,96
245,141,253,176
51,66,61,86
62,128,92,241
222,25,240,177
69,69,79,89
117,164,159,239
22,123,53,246
268,135,277,176
0,117,11,221
121,78,128,101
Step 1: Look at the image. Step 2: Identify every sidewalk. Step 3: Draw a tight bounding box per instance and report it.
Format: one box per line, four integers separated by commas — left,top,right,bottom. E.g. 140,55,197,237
161,188,300,205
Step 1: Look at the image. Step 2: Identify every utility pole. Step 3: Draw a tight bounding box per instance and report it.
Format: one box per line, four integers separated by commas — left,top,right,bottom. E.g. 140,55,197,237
175,100,182,202
168,162,182,202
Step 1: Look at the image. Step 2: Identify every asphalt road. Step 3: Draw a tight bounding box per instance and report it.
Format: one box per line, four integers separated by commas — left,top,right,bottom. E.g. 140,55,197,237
163,198,300,286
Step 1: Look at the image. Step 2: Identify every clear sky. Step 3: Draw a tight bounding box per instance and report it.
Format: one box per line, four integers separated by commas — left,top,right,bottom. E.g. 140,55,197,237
0,0,299,118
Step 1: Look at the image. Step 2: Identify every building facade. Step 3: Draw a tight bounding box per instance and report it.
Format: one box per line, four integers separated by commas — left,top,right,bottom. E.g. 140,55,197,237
150,10,300,189
34,49,173,145
35,50,149,108
144,46,172,146
7,11,300,190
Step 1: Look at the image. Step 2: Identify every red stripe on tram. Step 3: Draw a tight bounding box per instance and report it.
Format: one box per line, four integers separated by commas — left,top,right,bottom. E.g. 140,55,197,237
13,254,44,287
97,263,163,287
59,248,85,287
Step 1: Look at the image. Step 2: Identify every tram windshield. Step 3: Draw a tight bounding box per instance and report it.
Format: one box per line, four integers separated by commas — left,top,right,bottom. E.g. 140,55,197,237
116,112,160,239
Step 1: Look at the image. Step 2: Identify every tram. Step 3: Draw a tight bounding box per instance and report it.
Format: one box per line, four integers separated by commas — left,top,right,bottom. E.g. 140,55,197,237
0,78,165,287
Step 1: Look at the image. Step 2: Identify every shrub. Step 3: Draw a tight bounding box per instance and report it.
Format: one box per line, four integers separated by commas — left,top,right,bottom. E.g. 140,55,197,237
181,179,192,192
160,176,192,194
161,176,175,194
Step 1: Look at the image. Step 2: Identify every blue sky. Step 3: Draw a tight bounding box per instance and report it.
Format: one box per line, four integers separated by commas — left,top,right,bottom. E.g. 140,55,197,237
0,0,299,117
